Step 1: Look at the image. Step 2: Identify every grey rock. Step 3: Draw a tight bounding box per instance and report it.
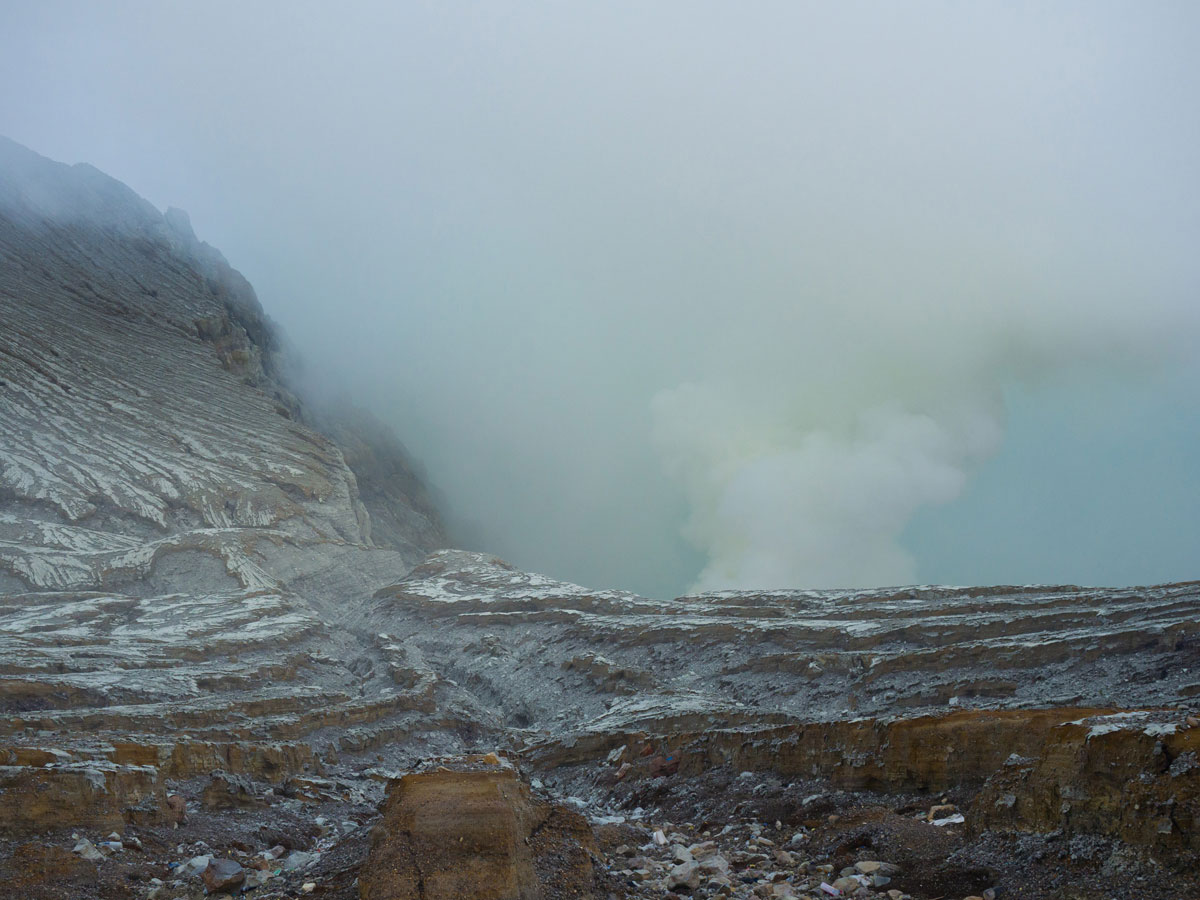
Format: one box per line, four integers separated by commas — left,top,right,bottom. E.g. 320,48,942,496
201,858,245,892
180,855,212,877
668,859,701,891
72,839,103,862
699,854,730,876
282,850,318,871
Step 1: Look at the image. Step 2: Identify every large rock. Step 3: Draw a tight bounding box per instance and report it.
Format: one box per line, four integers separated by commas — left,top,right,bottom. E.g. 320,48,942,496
359,770,595,900
201,857,246,892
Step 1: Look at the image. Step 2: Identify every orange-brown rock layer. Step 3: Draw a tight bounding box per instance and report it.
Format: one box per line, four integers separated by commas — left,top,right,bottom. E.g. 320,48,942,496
972,713,1200,855
359,769,595,900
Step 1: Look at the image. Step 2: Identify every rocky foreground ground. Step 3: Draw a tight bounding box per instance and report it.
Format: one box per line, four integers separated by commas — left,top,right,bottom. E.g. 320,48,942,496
2,138,1199,899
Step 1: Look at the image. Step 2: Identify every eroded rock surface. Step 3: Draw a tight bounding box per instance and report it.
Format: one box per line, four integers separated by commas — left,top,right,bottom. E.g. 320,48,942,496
360,766,594,900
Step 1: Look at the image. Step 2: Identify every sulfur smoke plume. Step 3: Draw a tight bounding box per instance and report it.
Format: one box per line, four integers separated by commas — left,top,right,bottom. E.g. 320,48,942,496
4,3,1198,595
651,252,1197,591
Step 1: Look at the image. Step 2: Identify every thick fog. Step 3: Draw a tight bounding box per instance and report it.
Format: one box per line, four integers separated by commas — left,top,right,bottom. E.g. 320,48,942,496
3,3,1198,596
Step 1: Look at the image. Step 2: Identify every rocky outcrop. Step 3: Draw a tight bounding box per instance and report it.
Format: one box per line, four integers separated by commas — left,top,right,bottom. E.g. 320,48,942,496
0,762,163,836
360,766,595,900
0,135,442,572
372,550,1198,732
971,712,1200,854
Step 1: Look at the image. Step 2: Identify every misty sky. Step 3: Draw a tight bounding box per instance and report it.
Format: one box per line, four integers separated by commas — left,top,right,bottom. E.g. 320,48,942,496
3,2,1198,597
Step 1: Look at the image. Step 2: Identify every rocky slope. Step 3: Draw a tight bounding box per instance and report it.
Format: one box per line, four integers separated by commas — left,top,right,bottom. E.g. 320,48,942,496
2,139,1199,900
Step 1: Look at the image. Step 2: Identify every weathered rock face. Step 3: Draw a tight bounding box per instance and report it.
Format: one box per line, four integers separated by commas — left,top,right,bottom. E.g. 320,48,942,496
0,761,163,836
360,767,594,900
372,550,1199,735
971,712,1200,854
0,137,454,763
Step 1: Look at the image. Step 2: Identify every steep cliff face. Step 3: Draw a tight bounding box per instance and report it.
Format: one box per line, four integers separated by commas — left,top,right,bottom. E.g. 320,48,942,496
0,136,443,602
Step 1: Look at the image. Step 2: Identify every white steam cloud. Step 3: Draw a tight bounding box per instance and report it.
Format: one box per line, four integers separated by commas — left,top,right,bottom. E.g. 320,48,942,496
4,3,1198,595
649,281,1197,591
654,387,1005,590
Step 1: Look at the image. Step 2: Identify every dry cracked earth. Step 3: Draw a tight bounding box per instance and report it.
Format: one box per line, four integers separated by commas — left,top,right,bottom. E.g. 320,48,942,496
2,137,1199,900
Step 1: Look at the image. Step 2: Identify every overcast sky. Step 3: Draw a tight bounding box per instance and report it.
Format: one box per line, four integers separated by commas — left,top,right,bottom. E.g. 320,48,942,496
3,2,1198,596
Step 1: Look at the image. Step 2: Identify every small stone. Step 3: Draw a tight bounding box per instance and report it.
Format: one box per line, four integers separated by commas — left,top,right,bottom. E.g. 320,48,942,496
931,812,966,827
653,829,668,846
831,876,860,891
854,861,882,875
983,890,997,900
927,803,957,821
773,849,795,866
709,875,733,894
481,751,502,765
72,839,103,862
888,892,904,900
243,869,274,889
301,883,317,894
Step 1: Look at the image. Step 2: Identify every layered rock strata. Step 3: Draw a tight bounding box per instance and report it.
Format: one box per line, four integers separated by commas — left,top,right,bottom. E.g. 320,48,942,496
2,138,1199,899
360,764,595,900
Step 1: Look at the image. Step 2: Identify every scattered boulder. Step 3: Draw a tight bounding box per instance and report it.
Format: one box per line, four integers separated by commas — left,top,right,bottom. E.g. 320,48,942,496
201,857,245,892
72,838,104,862
668,859,701,891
